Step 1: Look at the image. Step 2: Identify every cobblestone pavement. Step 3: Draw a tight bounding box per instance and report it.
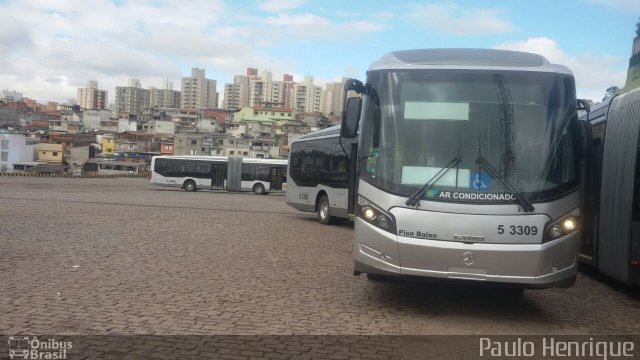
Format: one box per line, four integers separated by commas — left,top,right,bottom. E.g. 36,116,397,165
1,177,640,343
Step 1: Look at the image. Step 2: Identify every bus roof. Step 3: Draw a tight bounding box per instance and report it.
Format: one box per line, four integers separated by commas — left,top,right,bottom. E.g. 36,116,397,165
579,98,612,125
152,155,228,161
293,125,341,142
368,48,573,75
240,158,288,165
151,155,287,164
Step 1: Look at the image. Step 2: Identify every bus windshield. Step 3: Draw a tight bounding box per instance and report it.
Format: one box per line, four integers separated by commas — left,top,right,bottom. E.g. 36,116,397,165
359,70,578,203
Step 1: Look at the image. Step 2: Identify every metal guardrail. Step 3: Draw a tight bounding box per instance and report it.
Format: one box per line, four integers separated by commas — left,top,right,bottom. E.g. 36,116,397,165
0,171,151,178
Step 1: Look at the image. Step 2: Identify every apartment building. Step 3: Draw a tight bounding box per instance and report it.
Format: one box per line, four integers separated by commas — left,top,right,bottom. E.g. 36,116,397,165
223,74,251,110
249,71,286,107
149,81,181,108
293,76,322,114
322,78,349,123
77,80,108,110
181,68,218,110
115,78,150,115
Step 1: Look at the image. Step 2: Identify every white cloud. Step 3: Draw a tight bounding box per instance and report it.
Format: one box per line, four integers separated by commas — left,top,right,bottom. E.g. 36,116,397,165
0,0,390,103
0,16,33,53
259,0,307,13
495,37,628,101
263,13,389,42
586,0,640,11
409,3,515,35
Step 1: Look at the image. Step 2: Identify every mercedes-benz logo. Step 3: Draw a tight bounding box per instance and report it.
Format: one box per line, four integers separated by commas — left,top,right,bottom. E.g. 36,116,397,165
462,252,475,266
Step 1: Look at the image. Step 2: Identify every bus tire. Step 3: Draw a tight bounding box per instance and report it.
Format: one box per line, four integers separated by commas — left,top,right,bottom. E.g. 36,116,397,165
253,183,265,195
183,180,197,192
317,194,333,225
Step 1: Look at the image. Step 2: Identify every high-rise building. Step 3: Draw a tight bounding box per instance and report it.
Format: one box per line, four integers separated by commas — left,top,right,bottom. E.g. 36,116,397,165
282,74,295,109
181,68,218,110
1,90,23,102
322,78,349,122
293,76,323,114
150,81,181,108
77,81,108,110
223,75,251,110
249,71,286,107
115,78,150,115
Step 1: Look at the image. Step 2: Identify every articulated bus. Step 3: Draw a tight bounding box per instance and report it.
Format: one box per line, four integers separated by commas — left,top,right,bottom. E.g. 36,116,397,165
150,155,287,195
580,87,640,286
286,126,358,224
337,49,590,288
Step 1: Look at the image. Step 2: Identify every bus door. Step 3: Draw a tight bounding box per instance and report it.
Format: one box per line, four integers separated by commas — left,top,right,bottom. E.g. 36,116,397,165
211,163,227,188
270,166,284,191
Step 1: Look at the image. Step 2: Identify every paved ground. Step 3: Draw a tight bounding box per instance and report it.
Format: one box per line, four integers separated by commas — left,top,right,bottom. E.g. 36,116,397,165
1,177,639,356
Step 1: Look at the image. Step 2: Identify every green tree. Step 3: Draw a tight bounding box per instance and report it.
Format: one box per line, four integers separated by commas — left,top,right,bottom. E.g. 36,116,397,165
604,86,619,100
637,17,640,37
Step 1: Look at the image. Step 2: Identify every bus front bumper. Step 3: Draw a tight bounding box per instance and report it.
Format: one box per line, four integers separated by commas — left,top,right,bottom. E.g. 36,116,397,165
353,218,579,289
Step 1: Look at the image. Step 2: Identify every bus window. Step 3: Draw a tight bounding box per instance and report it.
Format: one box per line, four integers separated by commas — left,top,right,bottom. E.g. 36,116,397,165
197,161,211,175
241,163,255,181
167,159,182,177
255,164,269,181
184,160,197,177
155,158,168,176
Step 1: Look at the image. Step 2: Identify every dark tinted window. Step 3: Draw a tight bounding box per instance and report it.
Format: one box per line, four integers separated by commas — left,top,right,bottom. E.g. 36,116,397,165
241,163,255,181
289,137,350,188
255,164,269,181
198,161,211,174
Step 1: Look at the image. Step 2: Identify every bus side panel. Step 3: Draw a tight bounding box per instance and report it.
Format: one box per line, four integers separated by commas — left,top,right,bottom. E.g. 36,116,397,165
598,89,640,283
285,182,315,212
227,157,243,192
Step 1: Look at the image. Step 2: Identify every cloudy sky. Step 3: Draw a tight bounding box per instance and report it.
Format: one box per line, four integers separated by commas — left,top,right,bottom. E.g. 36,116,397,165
0,0,637,104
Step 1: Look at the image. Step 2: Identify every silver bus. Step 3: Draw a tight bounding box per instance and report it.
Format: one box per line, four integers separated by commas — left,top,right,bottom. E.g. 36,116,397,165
340,49,589,288
286,126,358,224
150,155,287,194
580,87,640,286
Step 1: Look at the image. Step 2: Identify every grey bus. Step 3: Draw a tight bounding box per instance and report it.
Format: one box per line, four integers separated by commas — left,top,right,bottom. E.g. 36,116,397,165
339,49,589,288
150,155,287,194
286,126,358,224
580,87,640,286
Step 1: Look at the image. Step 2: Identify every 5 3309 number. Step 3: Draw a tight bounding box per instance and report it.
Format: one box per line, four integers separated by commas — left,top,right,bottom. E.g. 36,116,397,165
497,225,538,236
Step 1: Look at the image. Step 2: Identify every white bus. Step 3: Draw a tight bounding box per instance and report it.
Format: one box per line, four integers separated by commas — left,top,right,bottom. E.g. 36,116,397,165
286,126,358,224
339,49,591,289
150,155,287,194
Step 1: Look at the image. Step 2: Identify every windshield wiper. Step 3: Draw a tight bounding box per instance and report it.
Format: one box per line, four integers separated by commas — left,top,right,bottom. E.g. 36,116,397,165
405,156,462,207
475,156,535,212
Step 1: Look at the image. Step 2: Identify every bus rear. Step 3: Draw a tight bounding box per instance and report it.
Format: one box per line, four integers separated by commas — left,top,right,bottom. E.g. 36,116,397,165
343,49,584,288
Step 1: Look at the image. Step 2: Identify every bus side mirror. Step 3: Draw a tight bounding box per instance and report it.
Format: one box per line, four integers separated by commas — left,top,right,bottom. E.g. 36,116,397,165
577,99,591,113
579,120,594,158
341,97,361,139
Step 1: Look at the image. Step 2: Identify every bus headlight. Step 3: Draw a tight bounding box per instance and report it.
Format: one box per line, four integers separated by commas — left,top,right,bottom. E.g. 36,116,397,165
545,215,579,242
562,217,577,232
548,225,563,239
357,196,396,234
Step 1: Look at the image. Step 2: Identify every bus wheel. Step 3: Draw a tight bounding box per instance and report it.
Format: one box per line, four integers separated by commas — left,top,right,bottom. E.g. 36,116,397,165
183,180,197,192
317,195,333,225
253,183,265,195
